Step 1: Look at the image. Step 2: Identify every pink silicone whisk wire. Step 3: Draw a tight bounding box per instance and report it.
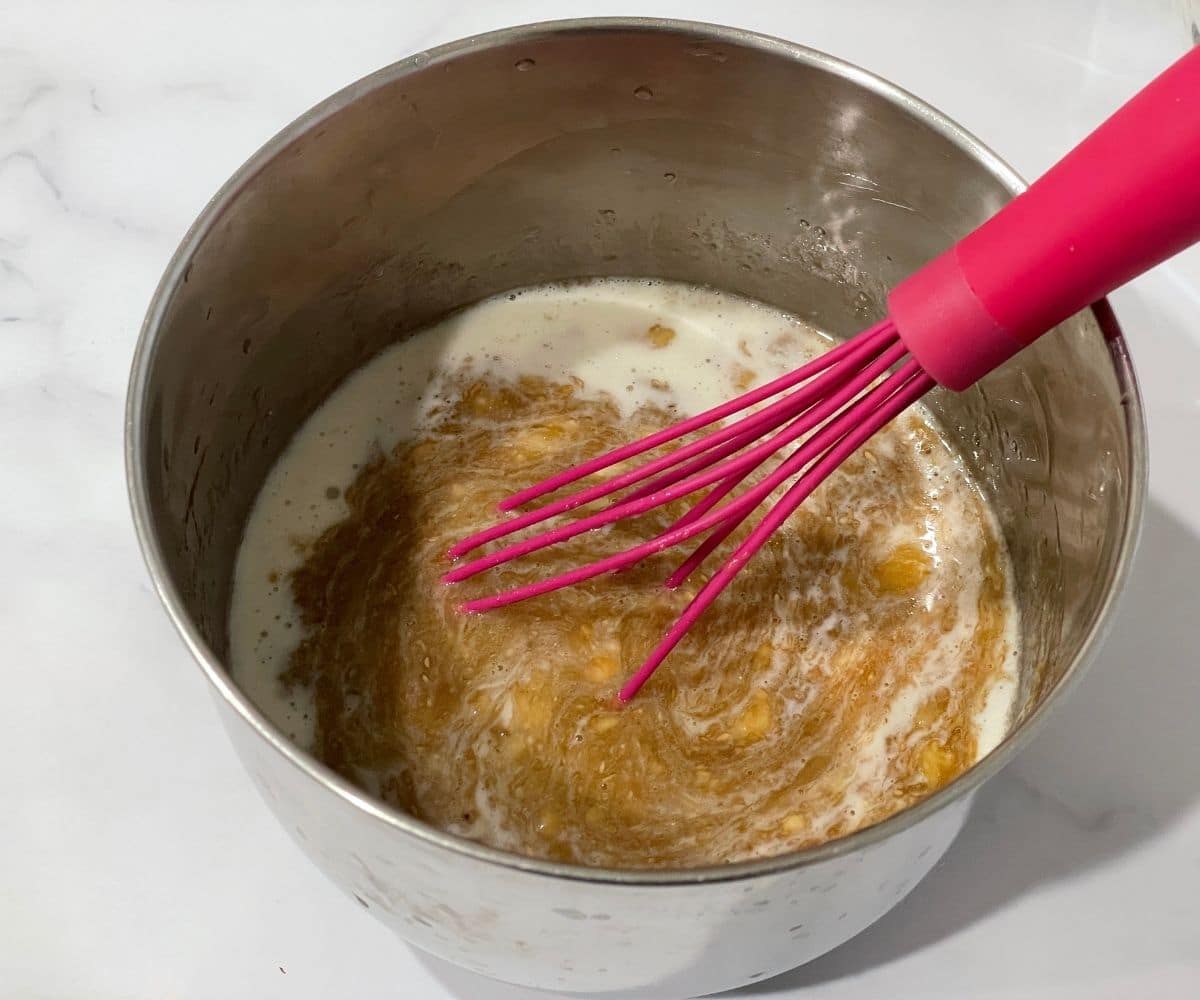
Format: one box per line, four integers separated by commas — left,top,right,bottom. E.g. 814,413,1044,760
445,321,896,561
444,332,905,587
619,362,934,701
450,334,908,608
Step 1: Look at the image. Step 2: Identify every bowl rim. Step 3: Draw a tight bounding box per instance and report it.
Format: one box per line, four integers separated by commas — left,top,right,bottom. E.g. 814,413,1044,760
125,16,1148,887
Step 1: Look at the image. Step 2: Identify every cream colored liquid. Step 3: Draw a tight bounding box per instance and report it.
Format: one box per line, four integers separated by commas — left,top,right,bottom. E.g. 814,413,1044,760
229,278,1019,865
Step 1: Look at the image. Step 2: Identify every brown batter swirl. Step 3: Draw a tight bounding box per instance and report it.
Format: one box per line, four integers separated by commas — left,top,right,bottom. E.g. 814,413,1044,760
282,373,1012,867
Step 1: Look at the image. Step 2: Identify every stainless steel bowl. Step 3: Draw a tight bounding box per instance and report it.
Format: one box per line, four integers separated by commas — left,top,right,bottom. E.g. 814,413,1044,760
125,18,1145,997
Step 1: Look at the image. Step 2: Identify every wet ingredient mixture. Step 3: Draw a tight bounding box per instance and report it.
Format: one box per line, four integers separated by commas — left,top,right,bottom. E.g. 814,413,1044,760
230,279,1018,868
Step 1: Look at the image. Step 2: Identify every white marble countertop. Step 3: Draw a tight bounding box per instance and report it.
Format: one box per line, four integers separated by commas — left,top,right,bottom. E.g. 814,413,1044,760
2,1,1198,997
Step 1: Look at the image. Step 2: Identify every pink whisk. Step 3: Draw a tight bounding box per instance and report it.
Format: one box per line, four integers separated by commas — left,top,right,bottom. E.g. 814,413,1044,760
445,46,1200,701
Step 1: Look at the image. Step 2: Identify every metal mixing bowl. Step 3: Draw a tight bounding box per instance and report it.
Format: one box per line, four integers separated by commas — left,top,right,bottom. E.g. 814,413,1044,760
125,18,1145,997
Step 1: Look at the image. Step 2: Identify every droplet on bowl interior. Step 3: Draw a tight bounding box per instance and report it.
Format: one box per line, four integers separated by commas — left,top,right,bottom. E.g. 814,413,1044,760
633,85,653,101
514,58,536,72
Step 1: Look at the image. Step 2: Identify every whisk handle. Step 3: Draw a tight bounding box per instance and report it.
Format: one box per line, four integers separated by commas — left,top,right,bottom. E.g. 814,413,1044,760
890,45,1200,390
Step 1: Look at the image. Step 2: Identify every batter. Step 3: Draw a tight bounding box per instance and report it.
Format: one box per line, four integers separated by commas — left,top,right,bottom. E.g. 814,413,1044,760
229,279,1018,868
